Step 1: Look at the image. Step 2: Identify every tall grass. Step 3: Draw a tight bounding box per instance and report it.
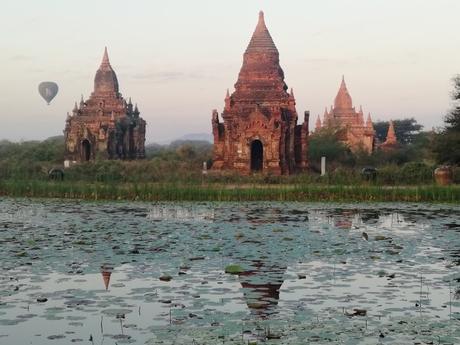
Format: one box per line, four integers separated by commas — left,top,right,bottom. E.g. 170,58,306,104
0,180,459,202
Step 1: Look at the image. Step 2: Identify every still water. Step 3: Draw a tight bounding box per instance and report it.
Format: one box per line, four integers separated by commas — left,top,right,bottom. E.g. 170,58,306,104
0,199,459,344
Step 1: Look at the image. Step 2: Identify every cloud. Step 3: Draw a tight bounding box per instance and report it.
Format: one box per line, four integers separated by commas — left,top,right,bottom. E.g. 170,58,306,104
9,54,33,61
131,70,205,82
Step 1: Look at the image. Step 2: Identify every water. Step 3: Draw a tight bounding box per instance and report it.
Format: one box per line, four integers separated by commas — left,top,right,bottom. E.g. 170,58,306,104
0,199,459,344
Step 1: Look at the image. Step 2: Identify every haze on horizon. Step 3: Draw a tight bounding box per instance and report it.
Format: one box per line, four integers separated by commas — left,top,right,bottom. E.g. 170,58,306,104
1,0,459,143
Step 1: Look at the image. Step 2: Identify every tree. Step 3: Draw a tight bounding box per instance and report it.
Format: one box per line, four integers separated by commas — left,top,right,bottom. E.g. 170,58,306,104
445,75,460,131
308,128,354,171
433,75,460,165
373,118,423,145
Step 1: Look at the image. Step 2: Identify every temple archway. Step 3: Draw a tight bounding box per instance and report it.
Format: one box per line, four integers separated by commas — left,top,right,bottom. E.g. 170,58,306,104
82,139,91,161
250,140,263,171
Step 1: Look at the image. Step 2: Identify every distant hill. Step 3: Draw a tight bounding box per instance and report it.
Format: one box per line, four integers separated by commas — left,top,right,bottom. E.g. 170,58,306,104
178,133,212,142
153,133,213,145
145,138,212,159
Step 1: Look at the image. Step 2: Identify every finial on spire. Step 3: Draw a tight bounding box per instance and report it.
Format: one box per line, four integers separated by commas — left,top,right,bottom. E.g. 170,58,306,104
225,88,230,98
73,101,78,112
290,88,295,98
102,47,110,65
255,10,266,32
128,97,132,105
340,75,347,88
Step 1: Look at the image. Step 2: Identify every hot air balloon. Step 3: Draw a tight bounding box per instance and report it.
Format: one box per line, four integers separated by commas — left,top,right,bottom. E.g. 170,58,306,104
38,81,59,105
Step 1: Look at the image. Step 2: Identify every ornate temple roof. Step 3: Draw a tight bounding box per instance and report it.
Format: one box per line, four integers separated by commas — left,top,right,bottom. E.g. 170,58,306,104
94,47,119,94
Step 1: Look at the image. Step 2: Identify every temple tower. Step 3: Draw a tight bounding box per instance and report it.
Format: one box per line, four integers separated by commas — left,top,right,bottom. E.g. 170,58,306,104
319,77,375,153
64,48,146,164
211,11,309,175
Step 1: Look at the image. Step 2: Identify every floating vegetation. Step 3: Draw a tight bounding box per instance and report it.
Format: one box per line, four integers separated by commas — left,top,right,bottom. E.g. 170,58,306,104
0,199,459,344
225,264,244,275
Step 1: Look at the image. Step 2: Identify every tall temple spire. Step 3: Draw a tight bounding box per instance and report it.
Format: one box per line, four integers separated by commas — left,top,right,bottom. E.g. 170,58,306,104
224,89,231,110
245,11,278,54
358,105,364,124
102,46,110,65
323,107,329,123
233,11,288,101
384,120,397,144
94,47,119,94
334,76,353,110
366,113,374,130
316,114,322,131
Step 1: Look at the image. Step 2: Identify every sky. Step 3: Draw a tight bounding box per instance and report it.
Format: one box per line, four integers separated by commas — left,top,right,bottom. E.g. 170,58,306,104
1,0,460,143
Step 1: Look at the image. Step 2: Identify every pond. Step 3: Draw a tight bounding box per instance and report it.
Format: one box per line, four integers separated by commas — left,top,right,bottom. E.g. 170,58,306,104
0,199,459,344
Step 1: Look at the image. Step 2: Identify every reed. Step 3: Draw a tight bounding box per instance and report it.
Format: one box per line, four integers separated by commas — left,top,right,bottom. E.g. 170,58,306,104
0,179,459,202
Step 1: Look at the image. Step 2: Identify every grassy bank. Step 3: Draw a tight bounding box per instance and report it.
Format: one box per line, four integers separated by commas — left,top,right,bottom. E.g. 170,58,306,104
0,180,459,202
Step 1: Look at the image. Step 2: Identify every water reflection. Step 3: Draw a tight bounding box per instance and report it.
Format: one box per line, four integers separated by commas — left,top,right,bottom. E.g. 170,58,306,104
100,264,113,290
0,200,459,345
238,261,285,317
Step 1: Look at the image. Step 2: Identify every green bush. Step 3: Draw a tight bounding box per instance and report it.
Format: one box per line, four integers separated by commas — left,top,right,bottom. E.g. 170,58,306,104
400,162,434,184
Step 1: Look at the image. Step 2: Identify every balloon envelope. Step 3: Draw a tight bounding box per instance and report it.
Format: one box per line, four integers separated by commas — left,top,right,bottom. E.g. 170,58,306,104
38,81,59,105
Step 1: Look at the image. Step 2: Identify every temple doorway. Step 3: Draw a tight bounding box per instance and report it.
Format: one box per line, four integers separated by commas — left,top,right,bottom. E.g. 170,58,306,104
250,140,263,171
82,139,91,161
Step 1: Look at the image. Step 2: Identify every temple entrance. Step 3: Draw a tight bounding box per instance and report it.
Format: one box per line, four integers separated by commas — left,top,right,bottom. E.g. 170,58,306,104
82,139,91,161
250,140,263,172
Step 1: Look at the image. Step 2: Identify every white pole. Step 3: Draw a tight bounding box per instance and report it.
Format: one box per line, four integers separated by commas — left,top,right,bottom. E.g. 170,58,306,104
321,156,326,176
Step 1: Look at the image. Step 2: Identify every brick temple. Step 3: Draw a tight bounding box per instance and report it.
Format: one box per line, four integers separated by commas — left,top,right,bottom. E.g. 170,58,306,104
316,77,375,153
211,11,309,175
64,48,146,164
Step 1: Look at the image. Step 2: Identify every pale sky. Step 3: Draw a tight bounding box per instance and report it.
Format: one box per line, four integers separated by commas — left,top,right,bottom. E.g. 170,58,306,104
1,0,459,143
